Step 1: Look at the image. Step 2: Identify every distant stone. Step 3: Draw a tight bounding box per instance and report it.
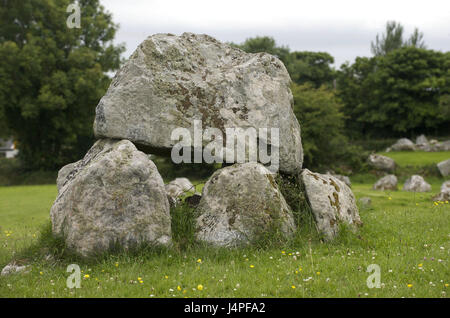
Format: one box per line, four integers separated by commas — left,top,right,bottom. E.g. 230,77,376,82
403,175,431,192
390,138,415,151
437,159,450,177
432,181,450,201
301,169,362,240
50,139,172,257
195,163,296,246
1,263,30,276
165,177,195,201
326,172,352,188
358,197,372,207
373,175,398,191
368,154,396,172
93,32,303,174
415,134,428,145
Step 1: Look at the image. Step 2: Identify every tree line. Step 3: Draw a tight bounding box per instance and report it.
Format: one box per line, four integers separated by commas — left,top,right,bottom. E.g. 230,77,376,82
0,1,448,172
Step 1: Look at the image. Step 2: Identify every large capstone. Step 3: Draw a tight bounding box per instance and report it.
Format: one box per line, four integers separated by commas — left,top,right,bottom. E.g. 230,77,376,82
300,169,362,240
93,33,302,174
195,162,296,246
50,139,172,257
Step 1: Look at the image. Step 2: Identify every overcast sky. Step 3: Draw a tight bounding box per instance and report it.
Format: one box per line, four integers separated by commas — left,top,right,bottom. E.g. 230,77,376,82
100,0,450,68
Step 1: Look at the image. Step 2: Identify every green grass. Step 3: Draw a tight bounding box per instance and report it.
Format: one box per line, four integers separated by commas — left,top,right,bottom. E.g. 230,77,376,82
379,151,450,167
0,179,449,298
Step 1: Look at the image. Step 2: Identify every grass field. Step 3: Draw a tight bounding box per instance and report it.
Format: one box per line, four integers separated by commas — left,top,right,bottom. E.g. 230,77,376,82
379,151,450,167
0,154,449,298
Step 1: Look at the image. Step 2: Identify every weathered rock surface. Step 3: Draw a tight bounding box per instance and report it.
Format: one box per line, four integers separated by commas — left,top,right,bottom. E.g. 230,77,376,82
301,169,362,240
368,154,396,172
195,162,296,246
390,138,415,151
1,263,30,276
373,175,398,191
403,175,431,192
432,181,450,201
50,139,172,257
93,33,302,174
437,159,450,177
326,172,352,188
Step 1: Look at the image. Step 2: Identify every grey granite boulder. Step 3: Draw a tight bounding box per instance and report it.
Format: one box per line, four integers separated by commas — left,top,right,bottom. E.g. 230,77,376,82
301,169,362,240
165,177,196,206
195,162,296,246
437,159,450,177
1,263,30,276
368,154,396,172
373,175,398,191
403,175,431,192
326,171,352,188
432,181,450,202
416,134,428,145
93,33,302,174
50,139,172,257
390,138,415,151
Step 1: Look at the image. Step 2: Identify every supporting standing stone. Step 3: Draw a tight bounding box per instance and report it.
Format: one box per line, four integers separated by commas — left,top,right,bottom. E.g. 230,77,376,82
301,169,362,240
195,163,296,246
50,139,172,257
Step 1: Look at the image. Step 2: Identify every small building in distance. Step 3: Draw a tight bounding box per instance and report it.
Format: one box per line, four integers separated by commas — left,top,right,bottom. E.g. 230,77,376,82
0,138,19,158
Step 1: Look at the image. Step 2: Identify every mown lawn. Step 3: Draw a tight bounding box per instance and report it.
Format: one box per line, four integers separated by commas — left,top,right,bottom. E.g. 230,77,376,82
0,177,448,298
379,151,450,167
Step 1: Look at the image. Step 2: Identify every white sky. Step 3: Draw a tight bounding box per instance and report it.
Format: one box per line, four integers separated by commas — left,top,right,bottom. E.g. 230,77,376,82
100,0,450,67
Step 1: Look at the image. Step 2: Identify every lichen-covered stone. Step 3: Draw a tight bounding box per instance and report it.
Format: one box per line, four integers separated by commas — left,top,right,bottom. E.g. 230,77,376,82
195,162,296,246
301,169,362,240
403,175,431,192
437,159,450,177
93,33,302,174
432,181,450,201
368,154,396,172
390,138,415,151
50,139,171,257
165,177,195,198
373,175,398,191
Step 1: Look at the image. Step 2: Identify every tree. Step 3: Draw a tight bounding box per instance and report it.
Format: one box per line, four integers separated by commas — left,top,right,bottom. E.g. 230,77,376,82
292,83,364,171
338,47,449,137
0,0,124,170
287,51,335,88
371,21,426,56
407,28,426,49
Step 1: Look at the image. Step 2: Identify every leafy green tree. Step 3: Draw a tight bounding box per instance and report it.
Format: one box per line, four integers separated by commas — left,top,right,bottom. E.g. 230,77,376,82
371,21,426,56
0,0,124,170
338,47,449,137
287,51,335,88
292,83,364,171
234,36,335,87
371,21,405,56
